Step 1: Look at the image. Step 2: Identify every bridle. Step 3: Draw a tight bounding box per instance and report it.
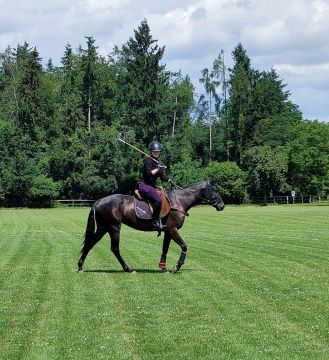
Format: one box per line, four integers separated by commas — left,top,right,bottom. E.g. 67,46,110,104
170,179,219,206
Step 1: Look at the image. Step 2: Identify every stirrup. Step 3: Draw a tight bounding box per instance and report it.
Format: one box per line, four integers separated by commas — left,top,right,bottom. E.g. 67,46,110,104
152,220,167,231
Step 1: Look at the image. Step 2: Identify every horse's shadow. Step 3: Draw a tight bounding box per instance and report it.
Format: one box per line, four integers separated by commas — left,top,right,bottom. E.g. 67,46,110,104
83,268,197,274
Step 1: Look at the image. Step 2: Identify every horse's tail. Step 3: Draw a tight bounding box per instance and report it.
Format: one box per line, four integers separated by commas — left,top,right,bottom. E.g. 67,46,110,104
81,201,98,252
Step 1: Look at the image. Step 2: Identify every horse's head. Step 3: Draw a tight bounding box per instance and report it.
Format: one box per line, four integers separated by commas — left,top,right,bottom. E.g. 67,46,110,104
203,181,225,211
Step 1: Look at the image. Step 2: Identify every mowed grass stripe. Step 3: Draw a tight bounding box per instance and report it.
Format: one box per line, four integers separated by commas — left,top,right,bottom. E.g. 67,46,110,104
0,210,57,359
184,206,329,357
189,206,328,271
0,208,137,359
152,206,329,358
78,204,326,358
0,205,329,359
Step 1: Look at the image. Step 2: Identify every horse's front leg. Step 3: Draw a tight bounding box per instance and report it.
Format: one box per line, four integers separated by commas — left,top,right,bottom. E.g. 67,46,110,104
159,232,171,273
170,228,187,273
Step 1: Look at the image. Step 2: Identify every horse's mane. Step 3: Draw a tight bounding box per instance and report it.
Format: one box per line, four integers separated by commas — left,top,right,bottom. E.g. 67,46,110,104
178,180,209,191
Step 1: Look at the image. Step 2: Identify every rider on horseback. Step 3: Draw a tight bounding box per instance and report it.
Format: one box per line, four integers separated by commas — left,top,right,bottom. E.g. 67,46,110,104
138,140,169,231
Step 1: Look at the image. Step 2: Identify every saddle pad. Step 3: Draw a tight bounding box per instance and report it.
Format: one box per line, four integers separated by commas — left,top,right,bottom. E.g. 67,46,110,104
134,198,153,219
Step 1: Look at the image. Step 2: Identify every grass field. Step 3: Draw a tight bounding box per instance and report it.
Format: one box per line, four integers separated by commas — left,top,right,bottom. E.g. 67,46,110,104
0,205,328,359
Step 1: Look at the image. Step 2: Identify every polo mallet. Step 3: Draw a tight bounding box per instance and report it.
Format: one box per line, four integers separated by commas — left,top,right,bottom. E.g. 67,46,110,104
117,133,167,169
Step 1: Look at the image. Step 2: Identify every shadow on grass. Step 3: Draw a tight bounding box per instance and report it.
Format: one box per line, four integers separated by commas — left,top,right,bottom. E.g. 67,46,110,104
83,268,199,274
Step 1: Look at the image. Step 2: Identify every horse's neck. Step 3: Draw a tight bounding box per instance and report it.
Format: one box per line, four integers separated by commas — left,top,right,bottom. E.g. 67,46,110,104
173,187,202,211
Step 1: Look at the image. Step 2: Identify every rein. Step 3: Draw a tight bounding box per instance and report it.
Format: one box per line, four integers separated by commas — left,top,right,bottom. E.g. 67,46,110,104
170,179,213,204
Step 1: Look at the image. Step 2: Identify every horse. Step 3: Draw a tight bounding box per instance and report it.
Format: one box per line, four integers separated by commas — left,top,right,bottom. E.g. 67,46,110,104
78,180,225,273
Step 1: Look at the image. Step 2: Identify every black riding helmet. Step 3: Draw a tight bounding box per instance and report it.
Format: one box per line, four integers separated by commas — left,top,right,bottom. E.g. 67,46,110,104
148,141,161,151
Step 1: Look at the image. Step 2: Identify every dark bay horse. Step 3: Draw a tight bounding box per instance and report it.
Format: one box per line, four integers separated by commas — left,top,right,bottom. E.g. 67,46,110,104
78,181,225,273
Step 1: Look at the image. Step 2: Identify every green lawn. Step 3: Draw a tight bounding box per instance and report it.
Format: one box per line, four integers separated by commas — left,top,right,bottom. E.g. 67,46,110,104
0,205,328,359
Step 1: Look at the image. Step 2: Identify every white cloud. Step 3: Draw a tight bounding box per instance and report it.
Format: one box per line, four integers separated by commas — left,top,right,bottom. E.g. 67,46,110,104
85,0,130,12
0,0,329,121
273,62,329,121
274,63,329,77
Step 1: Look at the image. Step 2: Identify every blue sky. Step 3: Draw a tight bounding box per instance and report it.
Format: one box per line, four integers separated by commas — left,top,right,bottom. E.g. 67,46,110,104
1,0,328,122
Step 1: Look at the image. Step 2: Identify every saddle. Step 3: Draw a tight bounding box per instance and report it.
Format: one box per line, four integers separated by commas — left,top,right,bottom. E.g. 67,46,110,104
134,188,171,220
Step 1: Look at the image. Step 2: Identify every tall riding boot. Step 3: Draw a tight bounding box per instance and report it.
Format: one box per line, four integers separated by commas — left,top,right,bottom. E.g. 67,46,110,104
152,200,166,231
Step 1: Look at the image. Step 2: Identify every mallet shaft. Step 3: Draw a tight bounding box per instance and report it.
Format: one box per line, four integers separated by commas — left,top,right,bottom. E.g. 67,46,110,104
117,137,160,164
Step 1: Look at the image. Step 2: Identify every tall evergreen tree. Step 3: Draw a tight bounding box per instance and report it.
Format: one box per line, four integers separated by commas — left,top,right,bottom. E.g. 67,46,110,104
0,46,19,122
227,43,253,163
115,19,170,145
16,46,44,132
81,37,99,131
59,44,85,135
251,69,289,122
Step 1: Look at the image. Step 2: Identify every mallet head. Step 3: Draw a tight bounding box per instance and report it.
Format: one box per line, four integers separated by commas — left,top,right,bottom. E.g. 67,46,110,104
117,133,124,144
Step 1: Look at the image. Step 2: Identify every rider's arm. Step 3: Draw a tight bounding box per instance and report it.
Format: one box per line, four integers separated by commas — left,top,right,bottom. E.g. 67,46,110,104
151,167,160,175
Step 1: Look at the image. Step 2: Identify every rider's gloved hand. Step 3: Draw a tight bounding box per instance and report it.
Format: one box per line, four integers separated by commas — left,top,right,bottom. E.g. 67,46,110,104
157,163,167,170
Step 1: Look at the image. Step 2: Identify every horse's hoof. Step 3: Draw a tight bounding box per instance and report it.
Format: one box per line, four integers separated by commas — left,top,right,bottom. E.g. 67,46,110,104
172,264,179,274
124,268,134,273
161,268,170,274
131,270,137,275
78,269,83,273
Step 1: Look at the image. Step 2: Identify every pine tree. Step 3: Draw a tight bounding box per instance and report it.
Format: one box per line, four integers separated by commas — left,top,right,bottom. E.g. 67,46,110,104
81,37,99,131
0,46,19,122
115,19,170,145
59,44,85,136
227,43,253,163
16,46,43,131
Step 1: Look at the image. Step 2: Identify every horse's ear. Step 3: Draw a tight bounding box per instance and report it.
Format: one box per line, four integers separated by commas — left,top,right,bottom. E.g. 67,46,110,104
206,179,212,186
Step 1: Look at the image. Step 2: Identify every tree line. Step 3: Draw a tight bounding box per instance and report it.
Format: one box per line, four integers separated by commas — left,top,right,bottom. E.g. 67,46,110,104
0,20,328,206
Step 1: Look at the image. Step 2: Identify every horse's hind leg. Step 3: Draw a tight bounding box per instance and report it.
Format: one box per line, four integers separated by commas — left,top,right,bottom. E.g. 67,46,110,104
109,226,132,273
78,227,106,272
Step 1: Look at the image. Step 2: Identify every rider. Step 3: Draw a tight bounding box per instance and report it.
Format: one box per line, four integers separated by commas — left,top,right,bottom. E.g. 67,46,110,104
139,140,169,231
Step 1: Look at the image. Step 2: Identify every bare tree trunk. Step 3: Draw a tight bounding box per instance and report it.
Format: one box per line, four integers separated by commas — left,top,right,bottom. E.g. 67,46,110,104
172,92,178,137
88,105,91,158
209,94,212,160
222,50,229,161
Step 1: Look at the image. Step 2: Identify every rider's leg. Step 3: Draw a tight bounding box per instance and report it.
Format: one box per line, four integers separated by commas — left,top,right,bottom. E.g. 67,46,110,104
139,181,166,231
152,199,166,230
